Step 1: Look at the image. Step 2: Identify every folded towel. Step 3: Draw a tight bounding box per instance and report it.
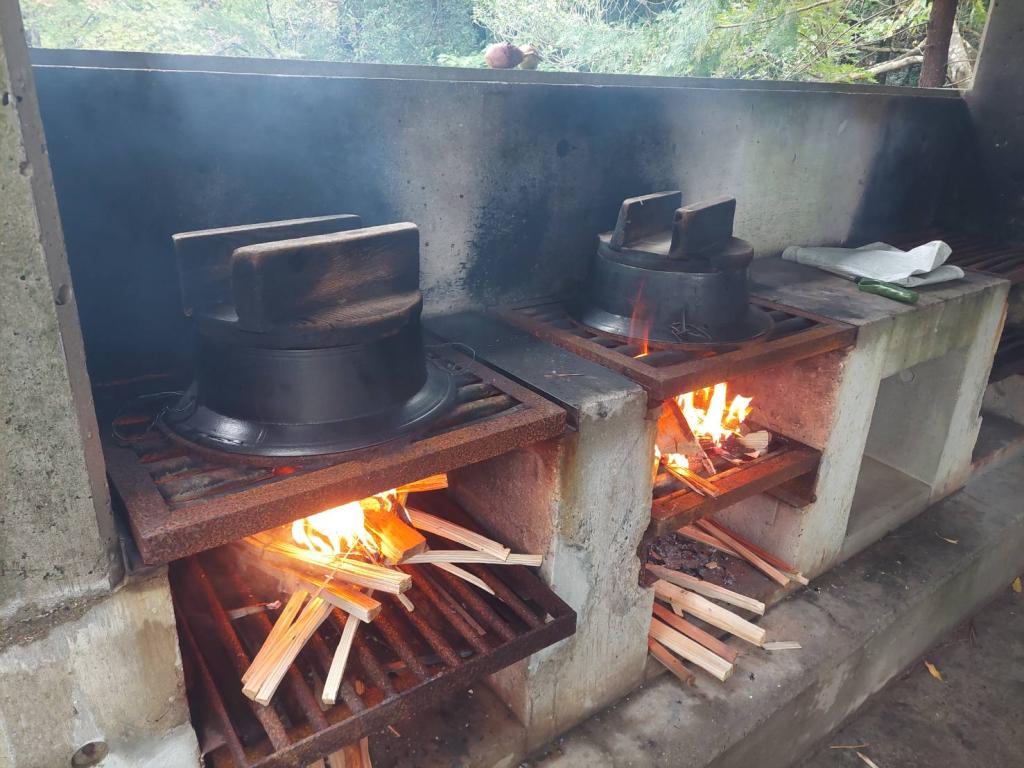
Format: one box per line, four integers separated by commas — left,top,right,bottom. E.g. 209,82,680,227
781,240,964,287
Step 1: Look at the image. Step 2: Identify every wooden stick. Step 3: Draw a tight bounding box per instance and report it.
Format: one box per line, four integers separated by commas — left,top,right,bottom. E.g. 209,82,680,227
402,550,542,567
243,535,412,593
241,590,307,685
648,636,695,686
322,612,362,706
404,508,511,560
432,562,495,595
702,518,796,571
295,572,381,623
397,474,448,494
694,520,789,587
396,591,415,612
663,461,722,498
677,525,741,557
649,617,733,681
243,595,325,694
665,398,716,475
646,564,765,615
652,602,739,663
254,598,334,704
362,502,427,562
703,519,810,585
655,581,766,647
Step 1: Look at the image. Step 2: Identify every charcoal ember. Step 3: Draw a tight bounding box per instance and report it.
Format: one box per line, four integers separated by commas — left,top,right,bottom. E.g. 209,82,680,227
646,532,742,587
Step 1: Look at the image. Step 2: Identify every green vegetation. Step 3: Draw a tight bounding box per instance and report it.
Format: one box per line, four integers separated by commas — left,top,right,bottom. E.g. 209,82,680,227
22,0,989,86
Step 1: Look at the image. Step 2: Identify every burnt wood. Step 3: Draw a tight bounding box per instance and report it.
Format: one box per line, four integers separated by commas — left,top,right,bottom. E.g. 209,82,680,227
105,348,567,565
173,214,362,316
500,298,856,401
232,223,419,331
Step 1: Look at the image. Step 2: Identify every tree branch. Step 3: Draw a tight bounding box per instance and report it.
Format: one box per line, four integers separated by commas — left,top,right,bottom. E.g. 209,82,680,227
867,51,922,75
716,0,840,30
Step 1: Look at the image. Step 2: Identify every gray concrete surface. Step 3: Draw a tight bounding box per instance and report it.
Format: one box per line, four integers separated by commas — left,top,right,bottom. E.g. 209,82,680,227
436,313,657,752
799,583,1024,768
0,0,118,630
516,451,1024,768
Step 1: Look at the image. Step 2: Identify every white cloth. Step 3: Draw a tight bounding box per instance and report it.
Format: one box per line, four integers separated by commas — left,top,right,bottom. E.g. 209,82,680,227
781,240,964,287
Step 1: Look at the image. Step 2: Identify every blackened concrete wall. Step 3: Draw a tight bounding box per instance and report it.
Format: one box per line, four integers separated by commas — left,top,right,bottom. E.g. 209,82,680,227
30,50,967,385
966,0,1024,243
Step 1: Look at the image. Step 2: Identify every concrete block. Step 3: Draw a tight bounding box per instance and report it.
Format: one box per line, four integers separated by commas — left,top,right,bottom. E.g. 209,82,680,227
0,572,200,768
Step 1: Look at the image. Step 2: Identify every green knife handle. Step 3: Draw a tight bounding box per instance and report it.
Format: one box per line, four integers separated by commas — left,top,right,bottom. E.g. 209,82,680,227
857,279,919,304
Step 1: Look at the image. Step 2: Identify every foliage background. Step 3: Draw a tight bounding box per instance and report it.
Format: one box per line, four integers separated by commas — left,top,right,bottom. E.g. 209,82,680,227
22,0,989,86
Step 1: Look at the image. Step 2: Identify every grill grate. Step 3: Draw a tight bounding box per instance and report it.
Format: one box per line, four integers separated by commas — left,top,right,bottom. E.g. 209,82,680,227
648,429,820,539
499,298,856,401
992,325,1024,383
175,495,575,768
105,348,567,565
890,230,1024,284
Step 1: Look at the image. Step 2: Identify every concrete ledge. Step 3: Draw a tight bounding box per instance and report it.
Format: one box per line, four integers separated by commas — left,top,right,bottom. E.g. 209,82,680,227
523,453,1024,768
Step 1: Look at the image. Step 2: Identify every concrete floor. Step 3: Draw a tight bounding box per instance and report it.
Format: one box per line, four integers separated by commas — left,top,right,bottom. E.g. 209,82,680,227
800,584,1024,768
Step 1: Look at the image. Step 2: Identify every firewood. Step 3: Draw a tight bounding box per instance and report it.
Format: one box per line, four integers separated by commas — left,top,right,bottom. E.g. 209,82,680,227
677,525,741,557
404,508,511,560
244,596,333,703
662,398,716,475
432,562,495,595
655,580,766,647
227,600,281,620
694,520,789,587
361,502,427,562
325,738,372,768
652,602,739,663
396,591,415,612
401,550,542,567
647,636,695,686
397,474,448,494
645,564,765,615
322,611,362,706
242,590,307,685
242,535,412,594
663,461,722,497
649,617,734,681
290,571,381,623
702,519,810,585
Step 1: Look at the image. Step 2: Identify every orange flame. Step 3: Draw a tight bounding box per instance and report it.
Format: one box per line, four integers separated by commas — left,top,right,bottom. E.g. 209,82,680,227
629,284,651,358
677,383,752,446
290,490,397,557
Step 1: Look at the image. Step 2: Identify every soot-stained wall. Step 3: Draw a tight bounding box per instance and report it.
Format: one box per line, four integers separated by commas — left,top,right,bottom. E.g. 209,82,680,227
31,50,967,384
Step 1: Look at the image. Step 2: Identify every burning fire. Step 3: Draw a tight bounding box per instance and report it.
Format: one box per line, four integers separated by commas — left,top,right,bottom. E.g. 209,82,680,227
656,381,754,477
290,491,395,557
678,383,752,447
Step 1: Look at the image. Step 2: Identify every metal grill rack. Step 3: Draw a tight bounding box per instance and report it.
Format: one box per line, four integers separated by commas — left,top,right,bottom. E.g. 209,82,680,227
175,496,575,768
104,348,567,565
499,298,856,401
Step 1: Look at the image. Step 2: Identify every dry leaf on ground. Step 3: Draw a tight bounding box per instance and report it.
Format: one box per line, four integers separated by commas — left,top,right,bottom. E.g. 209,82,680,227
1013,576,1022,594
924,660,944,682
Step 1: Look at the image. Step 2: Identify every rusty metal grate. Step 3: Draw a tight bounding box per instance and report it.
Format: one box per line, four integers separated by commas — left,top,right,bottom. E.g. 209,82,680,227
890,230,1024,284
175,495,575,768
105,348,567,565
499,299,856,402
647,429,820,540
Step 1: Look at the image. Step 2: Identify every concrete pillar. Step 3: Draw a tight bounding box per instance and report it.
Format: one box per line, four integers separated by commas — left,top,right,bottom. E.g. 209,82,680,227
429,313,655,752
0,3,199,765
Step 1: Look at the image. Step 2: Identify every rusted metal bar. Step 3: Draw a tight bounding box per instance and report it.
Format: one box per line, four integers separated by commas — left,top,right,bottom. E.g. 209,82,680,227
181,559,290,751
350,632,396,696
175,599,250,768
403,567,491,654
389,594,463,669
370,605,432,680
431,566,518,642
465,565,543,629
